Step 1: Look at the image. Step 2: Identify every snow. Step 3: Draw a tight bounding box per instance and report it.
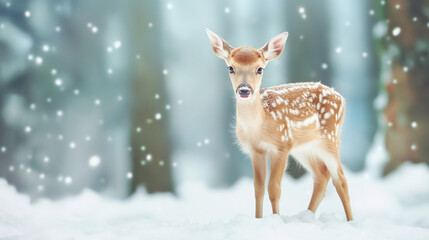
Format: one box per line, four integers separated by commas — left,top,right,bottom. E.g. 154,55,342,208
1,163,429,239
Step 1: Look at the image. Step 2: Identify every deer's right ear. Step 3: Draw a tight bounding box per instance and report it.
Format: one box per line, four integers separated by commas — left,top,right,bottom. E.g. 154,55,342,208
206,28,233,59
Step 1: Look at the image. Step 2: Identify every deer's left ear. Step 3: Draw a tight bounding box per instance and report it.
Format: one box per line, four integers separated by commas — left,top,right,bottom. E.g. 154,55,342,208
206,28,233,59
260,32,288,61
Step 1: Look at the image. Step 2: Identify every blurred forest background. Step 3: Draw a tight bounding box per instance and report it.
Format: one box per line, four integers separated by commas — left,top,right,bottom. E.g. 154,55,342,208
0,0,428,200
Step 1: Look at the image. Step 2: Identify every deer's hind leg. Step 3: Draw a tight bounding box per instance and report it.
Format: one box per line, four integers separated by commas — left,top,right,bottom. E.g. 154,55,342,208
318,142,353,221
307,157,331,213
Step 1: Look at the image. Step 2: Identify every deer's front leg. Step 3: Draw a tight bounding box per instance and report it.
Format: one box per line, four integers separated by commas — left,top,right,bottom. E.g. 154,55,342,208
251,151,267,218
268,152,288,215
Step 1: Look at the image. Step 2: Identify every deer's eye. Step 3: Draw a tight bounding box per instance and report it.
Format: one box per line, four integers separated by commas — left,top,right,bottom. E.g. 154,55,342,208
228,66,234,73
257,68,263,74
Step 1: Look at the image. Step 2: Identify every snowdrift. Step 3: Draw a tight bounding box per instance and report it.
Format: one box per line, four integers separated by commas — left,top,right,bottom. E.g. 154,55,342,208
1,163,429,240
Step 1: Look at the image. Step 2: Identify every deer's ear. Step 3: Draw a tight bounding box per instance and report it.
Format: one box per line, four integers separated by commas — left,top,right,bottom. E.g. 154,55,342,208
260,32,288,61
206,28,233,59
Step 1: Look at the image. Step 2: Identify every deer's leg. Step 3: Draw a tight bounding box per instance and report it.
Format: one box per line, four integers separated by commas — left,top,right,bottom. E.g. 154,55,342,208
332,166,353,221
268,152,288,215
318,145,354,221
307,158,331,213
251,151,267,218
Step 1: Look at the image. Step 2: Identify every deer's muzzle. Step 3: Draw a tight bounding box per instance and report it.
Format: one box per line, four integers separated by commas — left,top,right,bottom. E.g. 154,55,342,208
236,83,253,99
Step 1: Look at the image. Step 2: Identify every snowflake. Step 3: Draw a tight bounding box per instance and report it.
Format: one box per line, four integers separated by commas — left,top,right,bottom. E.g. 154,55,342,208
114,41,121,48
55,78,63,86
64,176,73,184
321,63,328,69
335,47,342,53
89,155,101,167
35,57,43,65
42,45,50,52
392,27,401,36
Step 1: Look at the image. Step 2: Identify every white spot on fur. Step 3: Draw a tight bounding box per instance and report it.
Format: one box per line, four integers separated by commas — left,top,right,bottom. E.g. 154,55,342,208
324,112,332,119
290,114,319,129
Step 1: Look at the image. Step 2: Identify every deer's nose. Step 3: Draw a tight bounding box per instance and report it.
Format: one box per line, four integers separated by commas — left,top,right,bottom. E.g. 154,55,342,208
236,83,253,99
239,89,250,98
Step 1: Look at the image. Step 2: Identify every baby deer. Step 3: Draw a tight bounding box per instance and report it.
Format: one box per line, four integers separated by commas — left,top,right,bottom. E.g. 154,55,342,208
206,29,353,221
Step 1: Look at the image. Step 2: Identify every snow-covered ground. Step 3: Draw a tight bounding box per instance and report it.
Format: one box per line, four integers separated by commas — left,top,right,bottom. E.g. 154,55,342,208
1,163,429,240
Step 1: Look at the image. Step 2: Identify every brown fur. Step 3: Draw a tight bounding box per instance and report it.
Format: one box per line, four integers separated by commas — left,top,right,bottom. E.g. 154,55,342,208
231,47,264,65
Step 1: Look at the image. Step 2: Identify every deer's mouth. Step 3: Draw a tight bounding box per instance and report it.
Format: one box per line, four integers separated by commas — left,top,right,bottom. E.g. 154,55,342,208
236,83,253,99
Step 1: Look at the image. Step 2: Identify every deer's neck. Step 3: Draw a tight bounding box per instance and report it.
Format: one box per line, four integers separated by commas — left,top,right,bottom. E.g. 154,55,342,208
236,92,266,126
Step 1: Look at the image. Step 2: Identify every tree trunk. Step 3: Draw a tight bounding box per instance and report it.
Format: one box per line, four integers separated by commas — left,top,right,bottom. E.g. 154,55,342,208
128,1,173,193
378,0,429,174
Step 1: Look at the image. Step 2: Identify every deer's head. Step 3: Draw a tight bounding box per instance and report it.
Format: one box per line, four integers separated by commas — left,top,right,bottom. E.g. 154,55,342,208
206,29,288,101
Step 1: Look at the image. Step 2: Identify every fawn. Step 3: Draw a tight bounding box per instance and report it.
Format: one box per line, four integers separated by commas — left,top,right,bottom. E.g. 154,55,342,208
206,29,353,221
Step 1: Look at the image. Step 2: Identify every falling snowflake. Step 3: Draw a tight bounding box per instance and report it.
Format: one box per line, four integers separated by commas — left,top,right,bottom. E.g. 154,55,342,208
392,27,401,36
89,155,101,167
55,78,63,86
114,41,121,48
335,47,342,53
42,45,50,52
321,63,328,69
35,57,43,65
64,176,73,184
